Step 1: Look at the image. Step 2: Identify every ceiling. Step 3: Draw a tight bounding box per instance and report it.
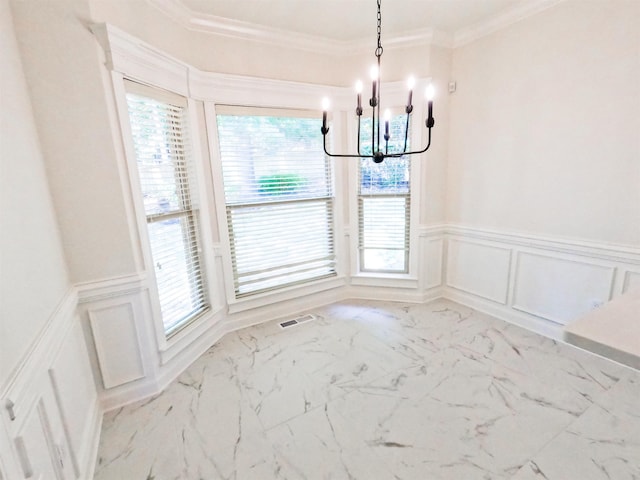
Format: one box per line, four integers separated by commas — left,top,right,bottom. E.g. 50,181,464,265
178,0,536,43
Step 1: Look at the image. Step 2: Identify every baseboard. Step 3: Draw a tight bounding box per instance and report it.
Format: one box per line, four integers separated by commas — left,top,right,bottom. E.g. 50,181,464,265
98,375,161,412
224,286,346,333
443,286,564,341
345,284,436,304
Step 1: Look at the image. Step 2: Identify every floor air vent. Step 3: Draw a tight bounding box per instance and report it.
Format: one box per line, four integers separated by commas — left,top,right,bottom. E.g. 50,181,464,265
279,314,317,329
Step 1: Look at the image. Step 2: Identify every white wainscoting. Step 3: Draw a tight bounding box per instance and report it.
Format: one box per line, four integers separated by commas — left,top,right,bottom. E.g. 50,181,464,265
424,238,444,290
417,226,446,298
443,225,640,337
75,273,225,411
77,274,156,396
511,251,615,324
88,302,146,389
0,289,101,480
446,238,512,304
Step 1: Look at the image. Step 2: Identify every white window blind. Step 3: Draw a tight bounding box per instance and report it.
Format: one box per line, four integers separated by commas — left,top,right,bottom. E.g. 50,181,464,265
125,82,208,335
358,113,411,273
216,106,335,297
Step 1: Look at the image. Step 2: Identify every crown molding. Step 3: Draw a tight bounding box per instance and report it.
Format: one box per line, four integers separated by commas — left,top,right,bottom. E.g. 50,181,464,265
147,0,563,53
453,0,565,47
146,0,450,54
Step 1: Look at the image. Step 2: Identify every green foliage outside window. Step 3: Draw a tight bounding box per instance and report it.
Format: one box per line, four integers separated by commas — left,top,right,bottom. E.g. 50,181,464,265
258,174,304,195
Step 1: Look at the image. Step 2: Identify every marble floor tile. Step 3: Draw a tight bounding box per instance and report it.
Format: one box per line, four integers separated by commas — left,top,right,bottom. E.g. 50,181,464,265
512,372,640,480
265,402,396,480
95,299,639,480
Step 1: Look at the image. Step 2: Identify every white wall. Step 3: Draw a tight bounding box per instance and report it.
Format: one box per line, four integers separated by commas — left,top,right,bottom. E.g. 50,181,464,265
10,0,137,284
421,45,451,226
2,7,103,478
0,0,70,387
447,0,640,246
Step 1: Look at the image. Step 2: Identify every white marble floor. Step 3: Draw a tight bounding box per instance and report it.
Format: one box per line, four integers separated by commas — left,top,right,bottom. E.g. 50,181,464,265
95,299,640,480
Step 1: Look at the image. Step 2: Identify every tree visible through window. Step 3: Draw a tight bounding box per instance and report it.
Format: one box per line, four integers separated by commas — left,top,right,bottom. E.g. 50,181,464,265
216,107,335,297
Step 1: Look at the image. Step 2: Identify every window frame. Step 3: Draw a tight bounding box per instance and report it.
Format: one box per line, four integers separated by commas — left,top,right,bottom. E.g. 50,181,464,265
356,109,412,274
116,78,216,342
347,100,425,283
211,105,338,299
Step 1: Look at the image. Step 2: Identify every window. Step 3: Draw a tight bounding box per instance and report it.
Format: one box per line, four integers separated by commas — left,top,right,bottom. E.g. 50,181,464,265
358,113,411,273
125,82,208,335
215,106,335,298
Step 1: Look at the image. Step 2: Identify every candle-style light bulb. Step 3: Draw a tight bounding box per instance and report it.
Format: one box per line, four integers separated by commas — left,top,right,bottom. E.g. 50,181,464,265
384,108,391,137
407,75,415,111
355,80,363,114
370,65,378,81
425,84,435,127
370,65,378,106
425,84,435,101
321,97,330,132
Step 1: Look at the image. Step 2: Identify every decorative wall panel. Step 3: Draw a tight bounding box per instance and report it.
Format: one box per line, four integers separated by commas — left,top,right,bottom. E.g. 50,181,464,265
446,238,512,304
512,252,615,325
88,302,145,389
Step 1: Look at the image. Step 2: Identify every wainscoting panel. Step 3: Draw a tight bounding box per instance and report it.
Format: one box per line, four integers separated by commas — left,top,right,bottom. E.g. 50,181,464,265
424,237,444,290
88,302,145,389
512,252,616,325
446,238,512,304
623,270,640,293
48,318,100,476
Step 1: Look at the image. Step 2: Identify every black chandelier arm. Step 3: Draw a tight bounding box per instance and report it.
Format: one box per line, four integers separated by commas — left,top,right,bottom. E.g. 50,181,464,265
382,126,433,158
323,131,374,159
375,55,381,156
371,94,377,156
357,114,363,156
322,124,433,160
402,110,411,153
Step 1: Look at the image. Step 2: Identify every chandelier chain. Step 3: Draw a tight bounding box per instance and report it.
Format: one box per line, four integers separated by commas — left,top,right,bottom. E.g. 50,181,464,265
375,0,383,58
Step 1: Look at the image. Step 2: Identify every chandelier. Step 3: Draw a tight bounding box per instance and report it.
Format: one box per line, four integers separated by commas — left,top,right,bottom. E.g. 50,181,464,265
321,0,435,163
